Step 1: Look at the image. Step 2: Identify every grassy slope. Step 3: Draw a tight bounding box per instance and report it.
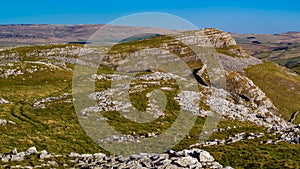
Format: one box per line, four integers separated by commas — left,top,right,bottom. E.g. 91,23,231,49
244,61,300,124
273,56,300,74
291,63,300,74
0,45,299,168
205,140,300,169
0,63,103,155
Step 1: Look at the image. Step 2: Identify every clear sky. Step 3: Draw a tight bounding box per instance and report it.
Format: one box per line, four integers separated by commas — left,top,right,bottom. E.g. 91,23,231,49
0,0,300,34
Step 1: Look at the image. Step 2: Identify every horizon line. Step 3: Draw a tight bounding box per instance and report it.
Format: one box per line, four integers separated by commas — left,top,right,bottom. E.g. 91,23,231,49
0,23,298,35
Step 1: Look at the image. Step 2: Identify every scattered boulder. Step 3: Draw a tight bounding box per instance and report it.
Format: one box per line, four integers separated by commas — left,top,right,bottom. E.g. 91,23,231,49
263,124,300,145
0,119,7,125
0,98,10,104
39,150,53,159
199,150,215,162
25,147,37,155
0,119,16,126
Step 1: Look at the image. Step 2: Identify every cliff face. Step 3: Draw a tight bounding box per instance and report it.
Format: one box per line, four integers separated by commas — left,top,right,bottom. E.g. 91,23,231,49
203,28,249,58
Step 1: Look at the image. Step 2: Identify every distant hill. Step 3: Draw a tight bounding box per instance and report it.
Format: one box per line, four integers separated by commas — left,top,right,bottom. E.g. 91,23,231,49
232,32,300,73
0,24,105,46
0,24,178,47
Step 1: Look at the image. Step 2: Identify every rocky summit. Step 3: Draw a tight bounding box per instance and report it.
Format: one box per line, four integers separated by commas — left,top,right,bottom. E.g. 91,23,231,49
0,26,299,168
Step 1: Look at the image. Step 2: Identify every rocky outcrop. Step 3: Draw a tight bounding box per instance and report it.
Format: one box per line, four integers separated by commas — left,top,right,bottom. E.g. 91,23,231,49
32,93,70,109
203,28,237,48
190,132,264,148
266,124,300,144
1,147,232,169
1,147,60,168
84,68,298,148
87,68,290,129
203,28,249,58
0,147,38,163
0,45,82,63
0,60,70,79
226,71,277,111
68,149,226,169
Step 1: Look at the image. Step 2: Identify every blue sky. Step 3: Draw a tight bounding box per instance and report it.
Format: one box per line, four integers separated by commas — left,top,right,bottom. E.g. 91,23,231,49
0,0,300,34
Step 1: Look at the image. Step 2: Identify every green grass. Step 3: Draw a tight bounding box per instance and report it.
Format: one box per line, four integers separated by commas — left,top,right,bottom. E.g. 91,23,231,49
273,56,300,74
290,63,300,74
0,63,104,155
0,44,299,168
216,45,249,58
244,61,300,124
204,140,300,169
